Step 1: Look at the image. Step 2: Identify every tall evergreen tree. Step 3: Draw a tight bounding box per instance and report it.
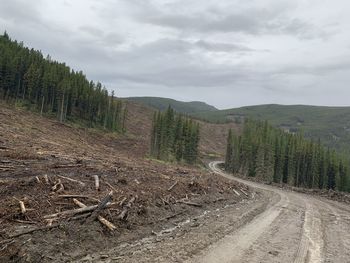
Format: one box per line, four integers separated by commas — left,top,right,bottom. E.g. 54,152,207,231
225,119,350,192
0,32,125,132
150,107,200,164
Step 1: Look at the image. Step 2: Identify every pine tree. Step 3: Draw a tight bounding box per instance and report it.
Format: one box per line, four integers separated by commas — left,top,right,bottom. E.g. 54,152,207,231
0,32,125,132
224,119,350,192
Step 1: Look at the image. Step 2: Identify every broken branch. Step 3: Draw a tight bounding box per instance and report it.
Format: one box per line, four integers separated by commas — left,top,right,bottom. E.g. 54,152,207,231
86,191,113,223
93,175,100,191
167,181,178,191
57,175,86,186
73,198,116,231
117,196,136,221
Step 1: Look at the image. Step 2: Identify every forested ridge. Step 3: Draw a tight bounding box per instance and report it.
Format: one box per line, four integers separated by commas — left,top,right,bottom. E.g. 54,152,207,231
150,107,200,164
225,119,350,192
0,32,126,131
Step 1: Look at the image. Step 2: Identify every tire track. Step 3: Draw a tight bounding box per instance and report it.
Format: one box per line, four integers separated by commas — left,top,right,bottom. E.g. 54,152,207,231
208,162,324,263
294,198,323,263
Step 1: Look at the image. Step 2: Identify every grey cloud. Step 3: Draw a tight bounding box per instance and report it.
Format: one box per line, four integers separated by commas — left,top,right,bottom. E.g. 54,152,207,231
194,40,254,52
144,7,329,39
0,0,45,29
1,0,350,108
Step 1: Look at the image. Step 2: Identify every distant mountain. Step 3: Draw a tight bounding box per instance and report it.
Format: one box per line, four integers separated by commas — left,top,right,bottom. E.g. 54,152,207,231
125,97,217,114
194,104,350,154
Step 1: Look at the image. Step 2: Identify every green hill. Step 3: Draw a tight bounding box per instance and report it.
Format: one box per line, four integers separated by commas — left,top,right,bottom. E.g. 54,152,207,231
195,104,350,154
125,97,217,114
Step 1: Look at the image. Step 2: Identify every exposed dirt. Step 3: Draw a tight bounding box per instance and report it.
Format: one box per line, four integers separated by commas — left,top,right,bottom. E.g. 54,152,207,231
195,162,350,263
4,103,350,263
124,100,240,157
0,103,248,262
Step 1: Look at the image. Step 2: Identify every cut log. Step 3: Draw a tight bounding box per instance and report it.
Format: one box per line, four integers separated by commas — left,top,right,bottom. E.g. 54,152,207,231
232,189,241,196
177,200,202,207
86,191,113,223
57,175,86,186
9,224,61,238
93,175,100,191
58,194,100,202
44,201,115,219
168,181,178,191
117,196,136,220
19,201,26,214
53,164,82,169
73,198,116,231
239,188,249,196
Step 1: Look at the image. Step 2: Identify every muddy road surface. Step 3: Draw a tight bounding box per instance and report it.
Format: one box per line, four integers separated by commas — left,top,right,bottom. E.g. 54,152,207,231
85,161,350,263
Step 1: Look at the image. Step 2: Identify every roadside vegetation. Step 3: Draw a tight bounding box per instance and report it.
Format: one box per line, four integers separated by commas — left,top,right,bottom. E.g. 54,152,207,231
150,106,200,164
225,119,350,192
195,104,350,155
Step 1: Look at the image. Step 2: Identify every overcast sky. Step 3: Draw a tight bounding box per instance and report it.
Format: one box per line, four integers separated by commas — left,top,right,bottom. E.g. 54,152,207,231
1,0,350,109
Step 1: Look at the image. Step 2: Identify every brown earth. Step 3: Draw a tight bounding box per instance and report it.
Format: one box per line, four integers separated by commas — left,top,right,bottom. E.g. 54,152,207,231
0,102,247,262
124,100,240,158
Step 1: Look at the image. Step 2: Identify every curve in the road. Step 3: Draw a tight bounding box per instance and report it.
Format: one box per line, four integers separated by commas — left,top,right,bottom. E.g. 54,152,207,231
192,161,324,263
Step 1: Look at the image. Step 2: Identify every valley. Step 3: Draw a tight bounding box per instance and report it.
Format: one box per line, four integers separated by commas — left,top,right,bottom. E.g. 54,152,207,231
1,27,350,263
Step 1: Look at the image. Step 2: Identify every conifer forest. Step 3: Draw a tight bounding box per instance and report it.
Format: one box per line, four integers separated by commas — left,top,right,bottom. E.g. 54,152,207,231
0,32,126,132
150,107,200,164
225,119,350,192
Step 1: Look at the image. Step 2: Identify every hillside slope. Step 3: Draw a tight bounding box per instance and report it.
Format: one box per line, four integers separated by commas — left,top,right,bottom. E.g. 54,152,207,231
125,96,217,114
0,102,246,262
125,100,238,157
195,104,350,154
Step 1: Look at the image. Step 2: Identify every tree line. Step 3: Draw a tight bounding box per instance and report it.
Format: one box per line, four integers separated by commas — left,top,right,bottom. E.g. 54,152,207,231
0,32,126,132
225,119,350,192
150,106,200,164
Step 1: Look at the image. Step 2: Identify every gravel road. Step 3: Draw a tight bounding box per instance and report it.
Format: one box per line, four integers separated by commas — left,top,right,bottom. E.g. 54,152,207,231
79,161,350,263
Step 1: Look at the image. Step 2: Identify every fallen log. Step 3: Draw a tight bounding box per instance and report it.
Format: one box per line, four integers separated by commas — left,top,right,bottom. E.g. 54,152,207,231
117,196,136,220
239,188,249,196
177,200,202,207
53,164,82,169
58,194,100,202
57,175,86,186
73,198,116,231
168,181,178,191
232,189,241,196
44,201,115,219
93,175,100,191
86,191,113,223
9,224,61,238
19,201,26,214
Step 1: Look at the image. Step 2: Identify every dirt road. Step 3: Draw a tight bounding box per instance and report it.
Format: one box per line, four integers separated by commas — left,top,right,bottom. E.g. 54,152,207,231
190,161,350,263
78,161,350,263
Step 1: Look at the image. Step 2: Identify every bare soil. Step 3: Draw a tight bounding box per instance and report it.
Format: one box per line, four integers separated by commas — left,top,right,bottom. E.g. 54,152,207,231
0,103,249,262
